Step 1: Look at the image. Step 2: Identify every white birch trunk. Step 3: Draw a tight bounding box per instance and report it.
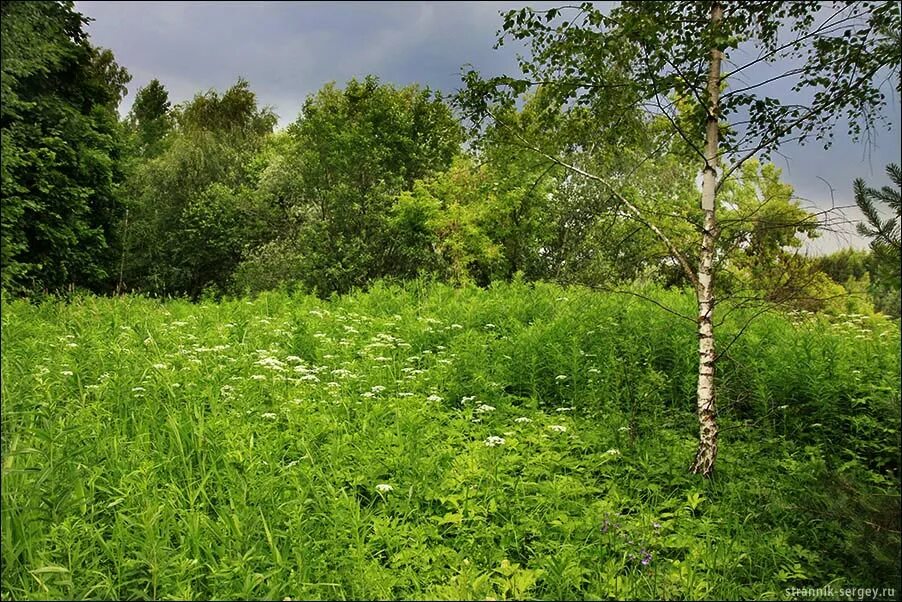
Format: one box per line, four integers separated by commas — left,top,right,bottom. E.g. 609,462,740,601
690,2,723,476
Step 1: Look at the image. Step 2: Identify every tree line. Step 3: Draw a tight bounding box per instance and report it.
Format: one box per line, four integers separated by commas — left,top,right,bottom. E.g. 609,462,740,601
2,1,898,311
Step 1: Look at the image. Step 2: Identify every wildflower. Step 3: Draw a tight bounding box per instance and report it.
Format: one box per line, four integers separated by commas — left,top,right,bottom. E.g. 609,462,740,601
426,394,443,402
398,392,414,397
514,417,532,424
131,386,145,392
588,367,600,374
555,374,568,381
153,363,167,370
653,522,661,530
361,392,376,399
484,323,496,329
375,483,393,494
261,412,277,419
618,426,630,432
371,385,386,393
605,448,620,456
256,357,286,370
451,323,463,329
641,551,653,566
549,424,567,433
484,436,506,447
475,404,496,414
250,374,267,381
374,356,391,362
61,370,74,376
556,407,573,412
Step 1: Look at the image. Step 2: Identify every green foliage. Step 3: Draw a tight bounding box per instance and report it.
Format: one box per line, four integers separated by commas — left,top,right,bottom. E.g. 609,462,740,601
122,79,276,297
855,164,901,294
2,282,899,600
395,158,510,285
458,0,901,301
817,248,901,318
126,79,173,158
719,161,817,260
474,2,900,155
175,77,276,136
240,76,463,295
1,0,131,293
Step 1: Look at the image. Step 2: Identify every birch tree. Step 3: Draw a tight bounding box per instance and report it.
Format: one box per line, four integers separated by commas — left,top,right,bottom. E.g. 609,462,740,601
459,0,901,475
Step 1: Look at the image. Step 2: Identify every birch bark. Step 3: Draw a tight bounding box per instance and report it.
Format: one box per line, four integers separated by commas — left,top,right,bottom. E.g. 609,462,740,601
690,1,723,476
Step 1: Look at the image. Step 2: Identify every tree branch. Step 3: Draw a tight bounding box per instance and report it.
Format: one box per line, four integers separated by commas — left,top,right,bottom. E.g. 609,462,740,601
485,107,701,289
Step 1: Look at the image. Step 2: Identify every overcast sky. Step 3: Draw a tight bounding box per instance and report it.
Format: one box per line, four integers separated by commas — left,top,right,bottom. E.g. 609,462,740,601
76,1,901,253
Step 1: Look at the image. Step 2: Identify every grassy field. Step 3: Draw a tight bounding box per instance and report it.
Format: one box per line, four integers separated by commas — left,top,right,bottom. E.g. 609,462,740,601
1,281,899,600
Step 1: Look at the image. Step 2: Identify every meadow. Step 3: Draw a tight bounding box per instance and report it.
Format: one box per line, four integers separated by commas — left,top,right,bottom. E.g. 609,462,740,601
1,281,899,600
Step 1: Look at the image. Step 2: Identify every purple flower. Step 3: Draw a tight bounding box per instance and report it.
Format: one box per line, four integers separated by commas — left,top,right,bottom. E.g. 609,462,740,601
641,551,653,566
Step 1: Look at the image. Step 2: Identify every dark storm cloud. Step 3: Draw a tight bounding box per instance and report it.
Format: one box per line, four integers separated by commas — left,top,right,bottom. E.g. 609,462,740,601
76,1,566,123
76,1,900,252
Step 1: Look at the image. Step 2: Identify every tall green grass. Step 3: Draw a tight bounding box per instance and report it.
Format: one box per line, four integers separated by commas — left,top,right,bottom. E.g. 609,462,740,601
2,281,899,600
